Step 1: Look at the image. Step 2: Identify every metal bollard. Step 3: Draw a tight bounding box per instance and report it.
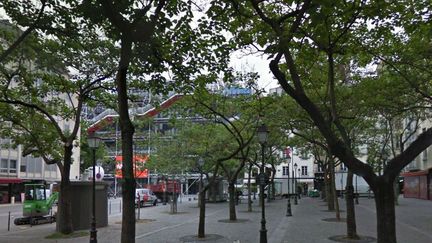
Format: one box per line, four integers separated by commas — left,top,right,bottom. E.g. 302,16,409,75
137,196,140,220
8,212,11,231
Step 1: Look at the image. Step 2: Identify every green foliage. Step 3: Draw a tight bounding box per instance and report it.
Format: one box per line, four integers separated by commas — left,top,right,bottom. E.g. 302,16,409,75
0,5,116,168
79,127,109,173
146,122,235,175
208,0,431,180
71,0,233,96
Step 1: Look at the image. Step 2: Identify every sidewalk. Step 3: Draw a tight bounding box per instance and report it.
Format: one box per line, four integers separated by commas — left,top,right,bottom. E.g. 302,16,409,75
0,196,431,243
0,202,21,207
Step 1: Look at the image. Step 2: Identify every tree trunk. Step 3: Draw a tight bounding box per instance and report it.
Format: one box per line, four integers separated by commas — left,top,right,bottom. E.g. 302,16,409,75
198,183,206,238
116,38,136,243
171,176,177,214
268,166,276,202
173,190,178,213
211,182,217,203
325,167,334,211
345,170,359,239
267,183,271,203
373,180,397,243
170,195,174,213
198,176,202,208
330,163,340,220
393,177,400,206
247,164,252,212
57,145,73,234
163,178,167,205
228,182,237,221
270,179,275,201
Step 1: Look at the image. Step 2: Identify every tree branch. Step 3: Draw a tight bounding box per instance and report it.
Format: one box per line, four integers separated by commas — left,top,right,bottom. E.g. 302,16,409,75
0,0,48,63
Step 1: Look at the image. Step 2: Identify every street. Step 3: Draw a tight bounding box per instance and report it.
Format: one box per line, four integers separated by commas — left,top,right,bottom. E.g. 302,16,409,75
0,196,431,242
0,203,22,232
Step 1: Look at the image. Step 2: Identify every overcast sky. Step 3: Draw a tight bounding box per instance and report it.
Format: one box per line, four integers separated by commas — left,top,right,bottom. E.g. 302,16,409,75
230,50,279,93
0,7,279,93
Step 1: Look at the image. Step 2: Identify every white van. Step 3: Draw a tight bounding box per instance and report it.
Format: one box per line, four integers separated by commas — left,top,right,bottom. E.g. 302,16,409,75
135,188,158,207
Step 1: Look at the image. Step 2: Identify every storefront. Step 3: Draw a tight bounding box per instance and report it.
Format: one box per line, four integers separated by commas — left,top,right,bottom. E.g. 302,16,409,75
401,168,431,200
0,178,23,203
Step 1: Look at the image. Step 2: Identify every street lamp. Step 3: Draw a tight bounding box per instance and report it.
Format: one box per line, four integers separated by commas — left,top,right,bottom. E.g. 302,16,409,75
285,148,292,217
87,135,101,243
257,124,268,243
293,163,298,205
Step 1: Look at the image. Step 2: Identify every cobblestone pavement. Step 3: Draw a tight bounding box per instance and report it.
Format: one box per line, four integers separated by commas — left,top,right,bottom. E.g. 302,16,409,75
0,195,431,243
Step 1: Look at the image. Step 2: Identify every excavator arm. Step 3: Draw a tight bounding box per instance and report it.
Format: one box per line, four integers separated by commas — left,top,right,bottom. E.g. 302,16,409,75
45,192,58,208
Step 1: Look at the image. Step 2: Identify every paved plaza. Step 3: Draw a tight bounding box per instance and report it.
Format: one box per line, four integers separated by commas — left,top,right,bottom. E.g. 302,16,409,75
0,196,431,243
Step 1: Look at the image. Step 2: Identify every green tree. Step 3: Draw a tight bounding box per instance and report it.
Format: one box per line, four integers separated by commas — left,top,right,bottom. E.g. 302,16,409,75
0,22,113,234
74,1,231,241
213,1,432,242
189,83,266,221
0,0,59,63
148,120,236,238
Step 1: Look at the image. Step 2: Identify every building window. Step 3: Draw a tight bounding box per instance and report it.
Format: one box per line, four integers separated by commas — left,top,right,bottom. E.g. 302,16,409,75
301,166,308,176
35,159,43,173
46,164,57,171
0,159,8,173
28,157,35,173
282,166,289,176
9,159,17,173
20,165,27,173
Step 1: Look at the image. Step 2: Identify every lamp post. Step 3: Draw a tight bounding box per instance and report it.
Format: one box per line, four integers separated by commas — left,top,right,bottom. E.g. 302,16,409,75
87,135,101,243
286,148,292,217
257,124,269,243
293,163,298,205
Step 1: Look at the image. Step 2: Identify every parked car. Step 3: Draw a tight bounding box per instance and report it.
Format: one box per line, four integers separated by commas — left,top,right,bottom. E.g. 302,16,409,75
135,188,158,207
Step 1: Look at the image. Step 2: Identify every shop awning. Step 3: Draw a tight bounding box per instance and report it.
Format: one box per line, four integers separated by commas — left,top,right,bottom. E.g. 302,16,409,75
0,178,23,184
401,168,431,177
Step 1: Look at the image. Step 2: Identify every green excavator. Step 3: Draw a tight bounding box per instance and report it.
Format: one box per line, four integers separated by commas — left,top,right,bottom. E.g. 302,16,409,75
14,184,58,225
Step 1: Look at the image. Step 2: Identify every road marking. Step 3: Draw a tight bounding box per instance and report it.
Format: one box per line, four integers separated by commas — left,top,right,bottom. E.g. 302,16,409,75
135,208,225,240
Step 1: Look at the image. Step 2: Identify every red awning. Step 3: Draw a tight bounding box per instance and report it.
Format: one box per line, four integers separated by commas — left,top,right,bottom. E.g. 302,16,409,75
0,178,23,184
401,168,431,177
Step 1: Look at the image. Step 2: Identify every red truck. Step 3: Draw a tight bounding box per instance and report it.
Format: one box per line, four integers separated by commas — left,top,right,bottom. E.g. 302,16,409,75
144,179,181,201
